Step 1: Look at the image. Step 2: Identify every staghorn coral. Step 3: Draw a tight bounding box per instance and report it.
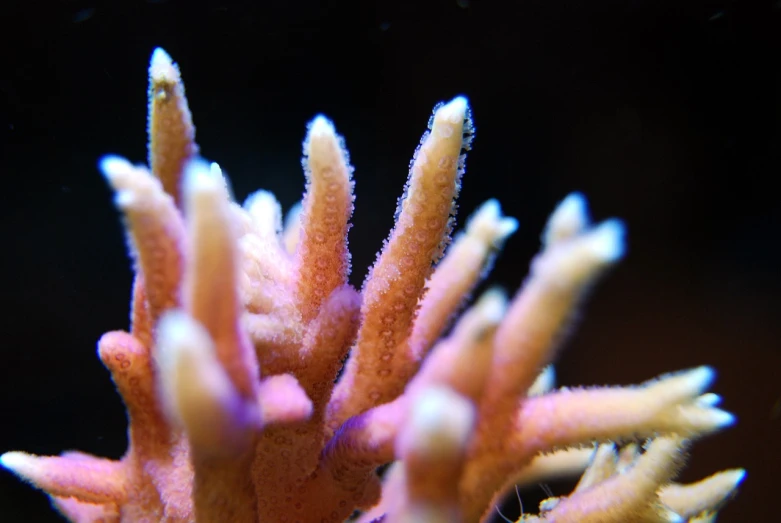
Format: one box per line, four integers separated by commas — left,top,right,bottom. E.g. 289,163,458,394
1,48,744,523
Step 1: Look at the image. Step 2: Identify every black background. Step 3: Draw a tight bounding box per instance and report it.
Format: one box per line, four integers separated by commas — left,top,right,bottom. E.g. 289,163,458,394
0,1,778,521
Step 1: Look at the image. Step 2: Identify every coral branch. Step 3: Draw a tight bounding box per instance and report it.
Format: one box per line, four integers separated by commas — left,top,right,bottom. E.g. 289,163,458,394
531,436,686,522
183,161,259,399
390,386,475,523
407,199,517,364
510,367,733,459
147,47,197,207
328,97,473,427
659,468,746,519
98,330,171,454
0,452,128,504
100,155,185,325
293,116,355,323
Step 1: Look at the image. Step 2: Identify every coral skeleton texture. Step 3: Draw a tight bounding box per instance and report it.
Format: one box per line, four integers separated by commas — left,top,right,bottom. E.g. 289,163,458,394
1,48,744,523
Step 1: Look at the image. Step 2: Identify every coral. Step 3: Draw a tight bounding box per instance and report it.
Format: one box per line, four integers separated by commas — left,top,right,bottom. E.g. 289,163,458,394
1,48,744,523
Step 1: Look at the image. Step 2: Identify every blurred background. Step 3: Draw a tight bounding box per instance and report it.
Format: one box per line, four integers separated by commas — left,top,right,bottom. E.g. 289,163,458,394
0,0,777,521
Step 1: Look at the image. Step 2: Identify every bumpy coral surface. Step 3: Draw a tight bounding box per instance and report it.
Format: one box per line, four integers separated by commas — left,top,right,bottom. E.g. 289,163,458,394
1,48,744,523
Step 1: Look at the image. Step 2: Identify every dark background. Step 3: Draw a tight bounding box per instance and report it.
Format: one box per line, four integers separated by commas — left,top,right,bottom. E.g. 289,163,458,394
1,1,778,521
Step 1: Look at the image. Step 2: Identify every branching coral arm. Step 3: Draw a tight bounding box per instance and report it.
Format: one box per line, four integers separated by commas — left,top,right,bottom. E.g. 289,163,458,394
525,436,686,523
387,386,476,523
0,452,129,504
509,367,734,460
510,447,593,489
407,199,517,365
183,161,260,400
293,116,355,324
154,311,257,523
238,190,295,310
98,330,172,457
147,48,197,207
458,200,625,521
100,156,186,326
479,213,625,438
328,97,473,427
659,468,746,520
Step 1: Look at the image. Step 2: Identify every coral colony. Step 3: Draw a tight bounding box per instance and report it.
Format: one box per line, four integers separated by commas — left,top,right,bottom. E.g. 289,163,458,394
1,48,744,522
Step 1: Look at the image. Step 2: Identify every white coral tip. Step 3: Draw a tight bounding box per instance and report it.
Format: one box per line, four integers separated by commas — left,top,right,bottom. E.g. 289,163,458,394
684,366,716,393
544,192,589,246
183,158,219,196
98,155,132,180
308,114,336,138
0,451,28,472
404,386,475,456
587,219,626,263
696,393,722,407
438,96,469,123
149,47,178,82
468,199,518,246
474,287,508,324
150,47,172,68
709,408,736,428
